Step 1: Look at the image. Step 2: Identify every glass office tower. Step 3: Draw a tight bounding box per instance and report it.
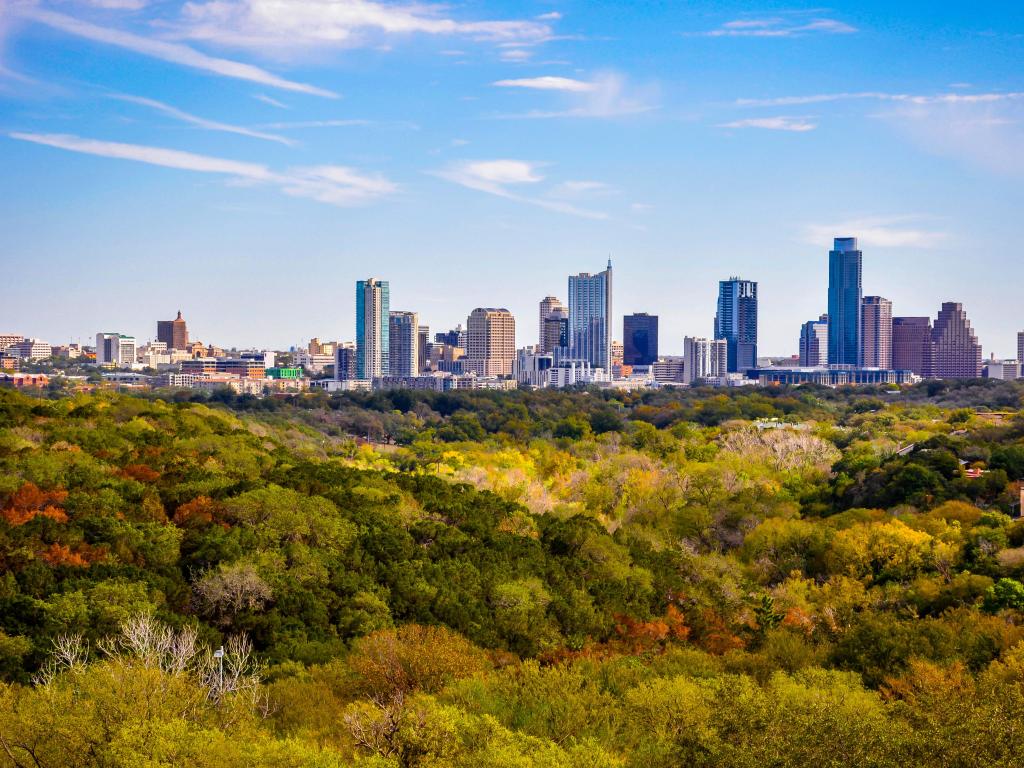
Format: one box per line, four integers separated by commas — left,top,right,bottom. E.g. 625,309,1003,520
714,278,758,372
827,237,863,366
356,278,390,380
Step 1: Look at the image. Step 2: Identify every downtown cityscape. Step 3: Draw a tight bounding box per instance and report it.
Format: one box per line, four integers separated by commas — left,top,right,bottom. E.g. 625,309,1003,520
5,2,1024,766
3,236,1022,395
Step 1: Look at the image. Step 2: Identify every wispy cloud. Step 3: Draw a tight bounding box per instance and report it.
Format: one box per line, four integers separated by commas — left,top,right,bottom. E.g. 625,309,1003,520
176,0,554,51
10,131,395,206
736,91,1024,108
718,116,817,132
802,216,948,249
548,180,612,198
700,17,856,38
493,76,596,93
15,7,336,96
882,97,1024,176
75,0,151,9
499,47,533,62
432,159,606,218
253,93,290,109
253,119,372,129
734,89,1024,176
112,94,295,145
493,71,658,118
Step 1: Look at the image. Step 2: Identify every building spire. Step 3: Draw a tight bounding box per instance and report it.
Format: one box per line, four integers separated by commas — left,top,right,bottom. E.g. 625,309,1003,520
607,255,612,270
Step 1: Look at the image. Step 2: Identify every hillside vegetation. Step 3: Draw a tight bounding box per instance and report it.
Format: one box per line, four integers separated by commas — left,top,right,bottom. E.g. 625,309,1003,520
2,384,1024,767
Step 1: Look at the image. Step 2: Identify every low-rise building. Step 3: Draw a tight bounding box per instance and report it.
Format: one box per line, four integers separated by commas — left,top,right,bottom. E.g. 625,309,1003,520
9,338,53,360
547,360,610,388
0,372,49,388
748,367,918,387
984,359,1021,381
514,347,554,387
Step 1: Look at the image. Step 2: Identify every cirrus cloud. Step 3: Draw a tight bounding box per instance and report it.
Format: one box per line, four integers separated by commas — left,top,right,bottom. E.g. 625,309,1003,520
492,71,658,118
718,116,817,132
700,17,857,38
14,6,336,96
175,0,555,51
432,159,606,219
9,131,396,206
802,216,948,249
493,76,596,93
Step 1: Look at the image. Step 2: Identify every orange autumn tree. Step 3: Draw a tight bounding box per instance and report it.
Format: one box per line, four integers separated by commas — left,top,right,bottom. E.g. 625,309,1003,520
614,604,691,653
172,496,222,527
2,482,68,526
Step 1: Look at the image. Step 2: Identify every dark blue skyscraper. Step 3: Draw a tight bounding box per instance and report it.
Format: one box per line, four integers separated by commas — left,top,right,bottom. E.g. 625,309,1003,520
827,237,863,366
714,278,758,372
623,313,658,365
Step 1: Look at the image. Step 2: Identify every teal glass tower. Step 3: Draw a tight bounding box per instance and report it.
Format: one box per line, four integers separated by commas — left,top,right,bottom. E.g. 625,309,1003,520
356,278,390,380
827,238,863,367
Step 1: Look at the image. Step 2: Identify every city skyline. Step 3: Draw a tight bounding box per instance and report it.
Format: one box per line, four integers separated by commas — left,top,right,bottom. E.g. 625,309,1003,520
1,2,1022,355
2,241,1016,366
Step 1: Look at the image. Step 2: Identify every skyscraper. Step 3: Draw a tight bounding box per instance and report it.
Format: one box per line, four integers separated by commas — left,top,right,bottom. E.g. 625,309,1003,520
714,278,758,372
683,336,727,384
388,311,419,377
860,296,893,368
623,313,658,365
827,237,863,366
932,302,982,378
799,315,829,366
1018,331,1024,369
538,297,566,352
568,259,613,370
156,311,189,351
542,311,569,358
464,308,516,377
417,325,430,374
892,317,934,377
356,278,389,380
334,342,357,381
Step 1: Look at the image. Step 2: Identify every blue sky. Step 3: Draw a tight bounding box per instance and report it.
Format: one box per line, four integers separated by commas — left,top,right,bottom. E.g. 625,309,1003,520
1,0,1022,356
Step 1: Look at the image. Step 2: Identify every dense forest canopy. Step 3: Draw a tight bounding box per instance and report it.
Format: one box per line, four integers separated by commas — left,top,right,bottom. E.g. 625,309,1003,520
2,382,1024,766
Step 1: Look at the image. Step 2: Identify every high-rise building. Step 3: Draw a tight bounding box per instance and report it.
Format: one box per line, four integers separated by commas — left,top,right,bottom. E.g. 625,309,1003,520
683,336,727,384
1018,331,1024,370
464,308,516,377
388,311,419,377
434,326,464,348
892,317,934,377
568,259,613,370
932,302,982,379
538,297,566,352
799,315,829,367
356,278,389,380
623,313,658,366
542,311,569,358
95,333,136,368
156,311,189,351
714,278,758,372
828,237,863,366
417,325,430,373
860,296,893,368
334,342,357,381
